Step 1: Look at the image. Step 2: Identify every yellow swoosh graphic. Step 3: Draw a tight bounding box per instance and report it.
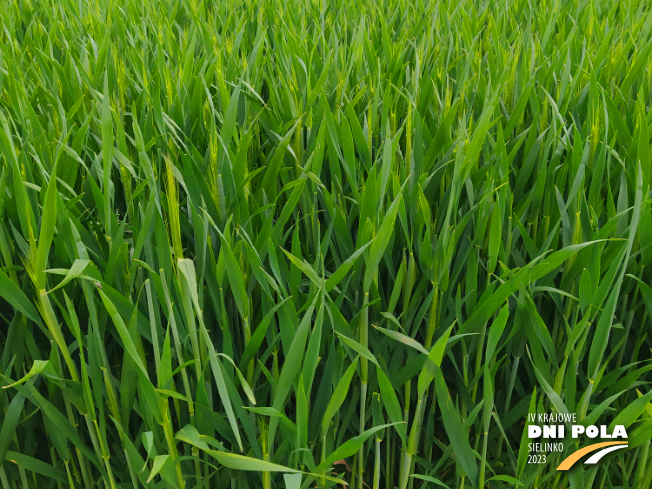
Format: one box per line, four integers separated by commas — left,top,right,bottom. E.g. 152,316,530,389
556,442,628,470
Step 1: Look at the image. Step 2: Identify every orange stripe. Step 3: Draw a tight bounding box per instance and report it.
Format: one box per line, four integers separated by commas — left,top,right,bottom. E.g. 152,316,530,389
556,442,628,470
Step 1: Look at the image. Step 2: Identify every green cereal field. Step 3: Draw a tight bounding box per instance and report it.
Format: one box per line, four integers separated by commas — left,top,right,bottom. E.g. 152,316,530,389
0,0,652,488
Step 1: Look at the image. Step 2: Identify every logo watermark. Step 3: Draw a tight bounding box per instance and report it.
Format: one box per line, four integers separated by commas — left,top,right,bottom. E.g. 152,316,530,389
525,412,628,470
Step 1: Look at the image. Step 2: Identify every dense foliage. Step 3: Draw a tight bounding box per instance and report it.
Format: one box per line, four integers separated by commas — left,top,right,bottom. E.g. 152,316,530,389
1,0,652,488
